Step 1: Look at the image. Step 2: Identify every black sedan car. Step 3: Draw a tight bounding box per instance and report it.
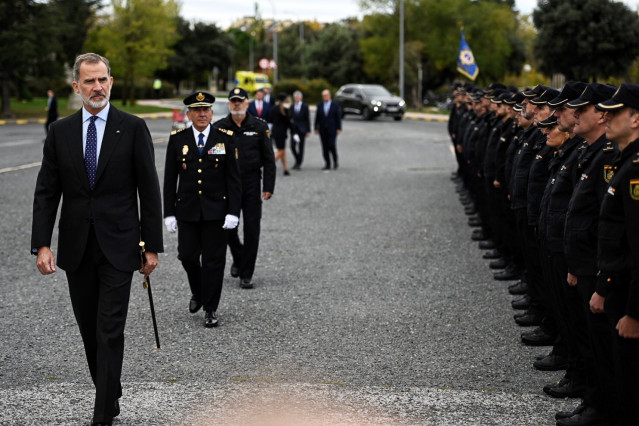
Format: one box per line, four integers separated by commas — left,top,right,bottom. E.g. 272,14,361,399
335,84,406,121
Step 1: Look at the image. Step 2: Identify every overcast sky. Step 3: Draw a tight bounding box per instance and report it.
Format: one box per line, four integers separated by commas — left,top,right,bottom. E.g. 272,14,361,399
180,0,639,28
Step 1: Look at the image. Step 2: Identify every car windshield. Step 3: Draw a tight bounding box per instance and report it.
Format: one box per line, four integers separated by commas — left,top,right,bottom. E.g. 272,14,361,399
255,76,269,83
361,86,392,97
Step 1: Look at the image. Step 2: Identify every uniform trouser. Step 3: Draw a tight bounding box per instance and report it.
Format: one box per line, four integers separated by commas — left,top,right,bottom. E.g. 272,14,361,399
178,219,227,312
291,133,306,167
576,274,617,420
472,172,491,235
604,275,639,426
319,129,338,167
548,250,589,384
66,225,130,425
228,176,263,280
485,177,507,255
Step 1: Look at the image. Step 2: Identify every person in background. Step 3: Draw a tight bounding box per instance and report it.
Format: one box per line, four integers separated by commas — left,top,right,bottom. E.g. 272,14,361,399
45,89,58,134
271,92,291,176
290,90,311,170
314,89,342,170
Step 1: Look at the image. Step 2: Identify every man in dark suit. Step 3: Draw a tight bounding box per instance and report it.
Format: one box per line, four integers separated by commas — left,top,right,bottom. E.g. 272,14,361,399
247,88,271,122
314,89,342,170
31,53,163,426
163,91,242,327
290,90,311,170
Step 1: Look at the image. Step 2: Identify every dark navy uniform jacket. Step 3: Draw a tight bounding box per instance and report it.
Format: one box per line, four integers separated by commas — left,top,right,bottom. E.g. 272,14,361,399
215,113,276,193
597,140,639,316
537,136,584,253
163,124,242,222
564,137,616,279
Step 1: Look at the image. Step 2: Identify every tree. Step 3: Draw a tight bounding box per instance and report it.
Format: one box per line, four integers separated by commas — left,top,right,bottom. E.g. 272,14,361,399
305,23,365,87
159,18,234,92
85,0,179,105
533,0,639,81
0,0,50,117
359,0,524,102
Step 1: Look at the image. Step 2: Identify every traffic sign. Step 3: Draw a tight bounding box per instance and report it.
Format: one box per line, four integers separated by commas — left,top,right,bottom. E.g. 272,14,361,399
258,58,269,70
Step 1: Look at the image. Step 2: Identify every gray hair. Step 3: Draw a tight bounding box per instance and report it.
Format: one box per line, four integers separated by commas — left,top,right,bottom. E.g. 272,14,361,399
293,90,303,99
73,53,110,82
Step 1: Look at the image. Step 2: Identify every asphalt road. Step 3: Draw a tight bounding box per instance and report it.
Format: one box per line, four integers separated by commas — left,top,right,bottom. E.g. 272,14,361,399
0,115,573,425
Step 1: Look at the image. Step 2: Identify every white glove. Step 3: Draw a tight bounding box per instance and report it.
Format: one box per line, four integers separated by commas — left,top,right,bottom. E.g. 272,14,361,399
223,214,239,230
293,133,300,143
164,216,177,233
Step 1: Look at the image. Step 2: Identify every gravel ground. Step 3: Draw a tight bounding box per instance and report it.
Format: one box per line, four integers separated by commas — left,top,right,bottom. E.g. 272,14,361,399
0,116,573,424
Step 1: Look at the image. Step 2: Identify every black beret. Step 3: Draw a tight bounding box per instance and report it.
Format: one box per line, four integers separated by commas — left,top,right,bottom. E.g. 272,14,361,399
548,81,587,107
566,83,618,109
596,83,639,111
228,87,249,100
184,91,215,107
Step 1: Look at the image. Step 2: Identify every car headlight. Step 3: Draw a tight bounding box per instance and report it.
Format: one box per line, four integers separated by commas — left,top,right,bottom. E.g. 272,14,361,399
371,100,382,107
399,100,406,107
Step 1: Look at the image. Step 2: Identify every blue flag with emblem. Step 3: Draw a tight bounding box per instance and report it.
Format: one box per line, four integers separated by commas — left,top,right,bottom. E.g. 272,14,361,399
456,30,478,81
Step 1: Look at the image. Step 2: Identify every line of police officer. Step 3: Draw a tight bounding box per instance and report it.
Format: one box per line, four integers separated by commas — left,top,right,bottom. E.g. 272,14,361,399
449,81,639,426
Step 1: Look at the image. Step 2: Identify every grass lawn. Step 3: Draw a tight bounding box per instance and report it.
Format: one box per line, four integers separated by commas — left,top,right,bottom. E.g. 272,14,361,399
8,97,173,119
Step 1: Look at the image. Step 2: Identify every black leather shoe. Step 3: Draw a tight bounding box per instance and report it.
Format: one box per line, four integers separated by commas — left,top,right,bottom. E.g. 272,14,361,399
555,402,585,420
511,294,531,310
534,354,568,371
545,379,586,399
284,169,291,176
482,249,501,259
494,266,522,281
113,398,120,418
189,296,202,314
556,405,608,426
508,280,528,295
544,376,570,395
333,163,338,169
471,229,487,240
322,165,330,170
521,327,555,346
240,278,254,289
514,310,543,326
230,263,240,278
478,240,495,249
204,311,218,328
468,217,483,227
489,258,508,269
464,206,477,215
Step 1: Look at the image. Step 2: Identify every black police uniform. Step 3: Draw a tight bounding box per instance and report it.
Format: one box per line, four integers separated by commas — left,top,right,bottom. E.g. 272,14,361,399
163,95,242,317
216,109,276,284
598,140,639,426
564,136,619,421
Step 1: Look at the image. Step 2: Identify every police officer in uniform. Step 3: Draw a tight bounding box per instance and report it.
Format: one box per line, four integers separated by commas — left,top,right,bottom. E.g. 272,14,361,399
163,91,242,327
216,88,276,289
595,83,639,426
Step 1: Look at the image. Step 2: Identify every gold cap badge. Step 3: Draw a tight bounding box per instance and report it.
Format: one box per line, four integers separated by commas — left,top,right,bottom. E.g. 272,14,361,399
196,92,205,102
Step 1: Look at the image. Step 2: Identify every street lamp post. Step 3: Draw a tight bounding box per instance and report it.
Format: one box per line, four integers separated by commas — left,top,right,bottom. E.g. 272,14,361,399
268,0,278,84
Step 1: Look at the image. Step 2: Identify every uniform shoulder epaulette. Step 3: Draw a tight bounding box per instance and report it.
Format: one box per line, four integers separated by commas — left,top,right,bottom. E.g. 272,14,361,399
633,152,639,164
170,128,186,136
217,127,233,136
603,142,615,151
255,116,267,124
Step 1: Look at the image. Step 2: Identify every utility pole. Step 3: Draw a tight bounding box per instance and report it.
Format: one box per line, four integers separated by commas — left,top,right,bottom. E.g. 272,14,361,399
399,0,405,99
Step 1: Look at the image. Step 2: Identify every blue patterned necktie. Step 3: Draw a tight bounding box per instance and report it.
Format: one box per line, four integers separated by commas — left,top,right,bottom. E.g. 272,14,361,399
85,115,98,190
198,133,205,155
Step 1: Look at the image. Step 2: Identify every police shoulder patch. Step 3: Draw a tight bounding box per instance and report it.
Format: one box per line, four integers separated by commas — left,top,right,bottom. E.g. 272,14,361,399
630,179,639,201
633,152,639,164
